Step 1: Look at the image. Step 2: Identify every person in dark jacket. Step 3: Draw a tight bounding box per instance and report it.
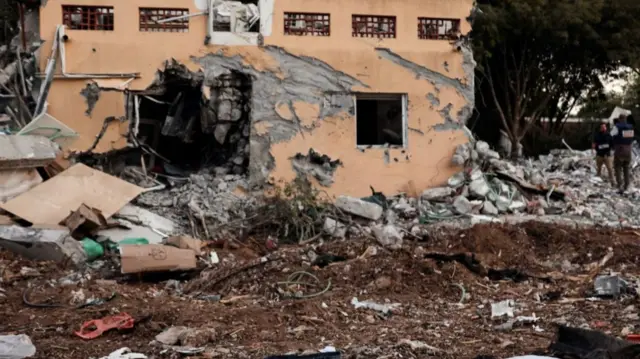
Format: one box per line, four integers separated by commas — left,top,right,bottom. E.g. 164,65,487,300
611,114,635,193
592,122,615,184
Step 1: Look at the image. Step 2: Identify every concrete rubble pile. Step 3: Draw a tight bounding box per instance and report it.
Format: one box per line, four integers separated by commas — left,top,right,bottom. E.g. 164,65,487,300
330,140,640,249
135,170,256,237
416,140,640,228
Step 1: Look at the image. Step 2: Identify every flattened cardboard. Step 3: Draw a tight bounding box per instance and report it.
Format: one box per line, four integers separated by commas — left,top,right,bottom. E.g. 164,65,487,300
120,244,197,274
164,235,203,255
1,163,143,225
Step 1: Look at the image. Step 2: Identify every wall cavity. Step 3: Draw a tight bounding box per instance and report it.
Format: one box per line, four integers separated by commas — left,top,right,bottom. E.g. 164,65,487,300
290,149,342,187
80,82,101,116
192,45,368,187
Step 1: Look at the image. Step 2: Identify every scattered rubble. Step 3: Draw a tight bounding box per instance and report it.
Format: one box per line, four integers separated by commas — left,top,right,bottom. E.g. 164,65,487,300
0,222,639,358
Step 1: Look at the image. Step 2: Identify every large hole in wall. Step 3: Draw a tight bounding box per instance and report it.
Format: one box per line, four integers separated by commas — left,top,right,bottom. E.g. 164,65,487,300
355,93,406,147
136,70,252,176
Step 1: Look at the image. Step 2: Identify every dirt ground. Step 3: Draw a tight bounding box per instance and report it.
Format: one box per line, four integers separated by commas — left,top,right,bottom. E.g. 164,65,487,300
2,222,640,359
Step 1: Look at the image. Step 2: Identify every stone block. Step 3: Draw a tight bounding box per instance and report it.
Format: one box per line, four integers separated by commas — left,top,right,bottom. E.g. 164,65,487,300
0,225,86,264
335,196,383,221
421,187,454,201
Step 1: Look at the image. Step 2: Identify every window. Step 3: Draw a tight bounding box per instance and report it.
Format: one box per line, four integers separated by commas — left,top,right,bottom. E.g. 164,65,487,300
418,18,460,40
140,8,189,32
211,1,260,33
352,15,396,38
284,12,330,36
62,5,114,31
355,94,406,147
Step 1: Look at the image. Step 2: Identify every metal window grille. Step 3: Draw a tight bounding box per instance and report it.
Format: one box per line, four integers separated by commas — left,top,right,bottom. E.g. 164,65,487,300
352,15,396,38
284,12,330,36
62,5,114,31
418,18,460,40
139,8,189,32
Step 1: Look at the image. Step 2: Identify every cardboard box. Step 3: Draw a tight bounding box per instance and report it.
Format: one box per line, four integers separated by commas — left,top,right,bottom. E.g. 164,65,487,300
120,244,197,274
164,235,203,256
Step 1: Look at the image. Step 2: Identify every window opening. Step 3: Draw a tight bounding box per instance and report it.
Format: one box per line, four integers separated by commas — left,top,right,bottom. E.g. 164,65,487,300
62,5,114,31
355,94,406,147
139,8,189,32
418,18,460,40
211,0,260,33
352,15,396,38
284,12,330,36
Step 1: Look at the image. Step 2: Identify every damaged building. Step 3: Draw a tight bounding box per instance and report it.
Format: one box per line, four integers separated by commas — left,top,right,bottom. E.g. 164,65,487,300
36,0,475,197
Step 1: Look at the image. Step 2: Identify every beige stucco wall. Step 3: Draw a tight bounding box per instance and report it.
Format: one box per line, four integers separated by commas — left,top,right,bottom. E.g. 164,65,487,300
39,0,475,197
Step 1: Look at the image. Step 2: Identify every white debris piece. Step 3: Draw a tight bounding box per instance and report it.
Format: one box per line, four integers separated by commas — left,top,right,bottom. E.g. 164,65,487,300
482,201,499,215
351,297,400,314
421,187,454,201
335,196,383,220
0,335,36,359
453,195,473,214
155,326,190,345
323,217,346,239
397,339,441,352
99,348,147,359
372,224,403,250
469,177,491,197
491,299,515,318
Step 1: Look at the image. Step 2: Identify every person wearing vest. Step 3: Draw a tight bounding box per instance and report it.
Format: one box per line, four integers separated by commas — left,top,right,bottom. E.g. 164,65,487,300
592,122,615,185
611,114,635,193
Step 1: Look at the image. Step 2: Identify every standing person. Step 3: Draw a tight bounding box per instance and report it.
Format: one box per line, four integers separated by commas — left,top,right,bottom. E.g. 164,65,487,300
611,114,635,193
593,122,615,185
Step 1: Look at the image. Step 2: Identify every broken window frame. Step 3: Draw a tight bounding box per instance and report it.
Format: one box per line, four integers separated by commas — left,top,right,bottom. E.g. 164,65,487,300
208,0,261,37
62,5,114,31
283,12,330,36
139,7,190,33
417,17,460,40
352,15,396,39
353,93,408,149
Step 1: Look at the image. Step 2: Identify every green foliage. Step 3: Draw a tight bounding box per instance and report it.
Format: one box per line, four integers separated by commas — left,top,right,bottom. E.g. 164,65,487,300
473,0,640,153
251,178,332,244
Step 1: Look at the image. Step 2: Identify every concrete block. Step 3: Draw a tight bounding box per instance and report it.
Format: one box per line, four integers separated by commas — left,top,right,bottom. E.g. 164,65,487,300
323,217,346,239
0,225,86,264
0,135,58,169
482,201,499,215
421,187,454,201
335,196,383,220
469,178,491,198
453,195,472,214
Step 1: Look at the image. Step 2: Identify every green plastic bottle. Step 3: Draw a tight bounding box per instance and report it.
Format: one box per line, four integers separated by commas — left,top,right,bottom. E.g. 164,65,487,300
81,238,104,261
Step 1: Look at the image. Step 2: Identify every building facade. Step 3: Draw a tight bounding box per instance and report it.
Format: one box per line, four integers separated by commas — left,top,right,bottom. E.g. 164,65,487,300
38,0,475,197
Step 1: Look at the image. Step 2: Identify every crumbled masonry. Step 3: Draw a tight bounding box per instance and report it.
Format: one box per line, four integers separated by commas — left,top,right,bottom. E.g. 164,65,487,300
291,149,342,187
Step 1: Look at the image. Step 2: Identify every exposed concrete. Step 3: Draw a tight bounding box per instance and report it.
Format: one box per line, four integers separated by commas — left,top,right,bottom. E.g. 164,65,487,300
427,93,440,108
375,44,475,132
0,225,86,264
0,135,58,169
193,46,368,187
421,187,454,201
80,82,101,117
290,148,342,187
335,196,383,221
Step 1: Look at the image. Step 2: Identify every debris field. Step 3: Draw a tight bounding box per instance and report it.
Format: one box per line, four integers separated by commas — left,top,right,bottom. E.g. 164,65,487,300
2,222,640,358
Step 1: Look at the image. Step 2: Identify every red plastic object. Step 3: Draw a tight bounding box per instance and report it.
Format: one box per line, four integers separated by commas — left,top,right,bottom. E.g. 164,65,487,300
628,334,640,343
75,313,135,339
